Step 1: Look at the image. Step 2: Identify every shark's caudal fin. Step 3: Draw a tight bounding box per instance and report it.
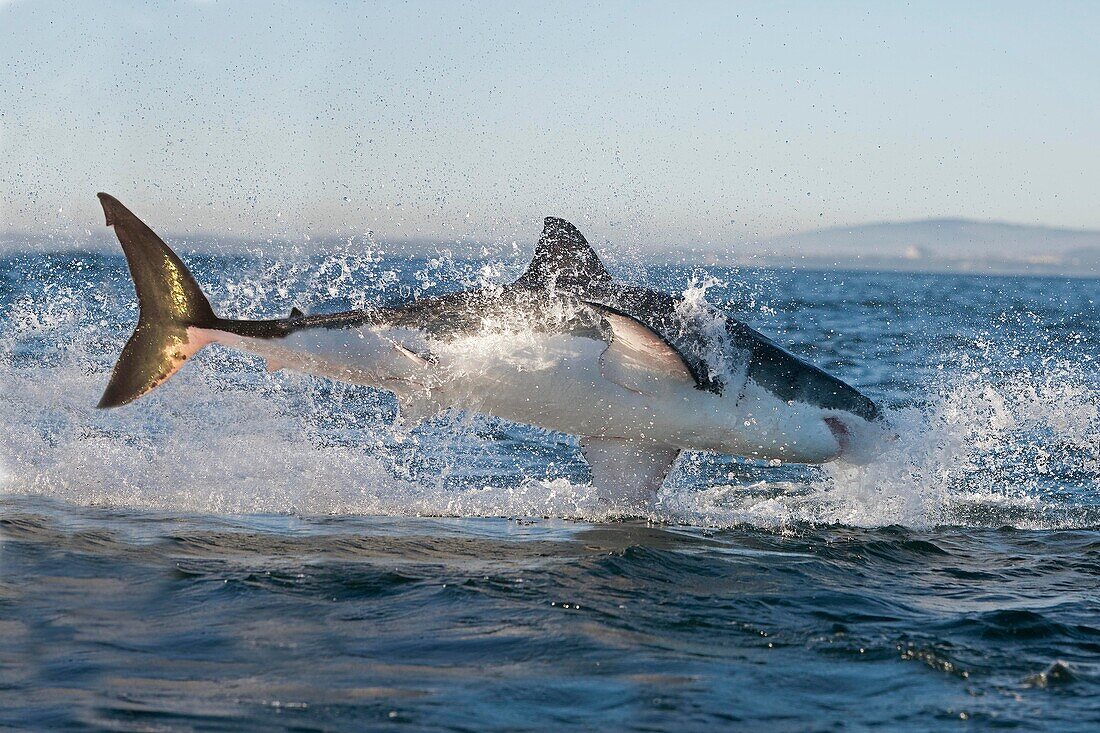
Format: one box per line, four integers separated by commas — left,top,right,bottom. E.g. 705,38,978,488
516,217,613,290
96,193,219,408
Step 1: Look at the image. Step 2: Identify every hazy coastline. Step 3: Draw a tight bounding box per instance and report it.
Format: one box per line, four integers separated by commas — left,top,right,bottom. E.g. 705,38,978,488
5,218,1098,278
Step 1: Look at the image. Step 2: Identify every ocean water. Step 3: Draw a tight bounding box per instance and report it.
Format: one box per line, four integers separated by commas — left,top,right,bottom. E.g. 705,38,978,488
1,246,1098,731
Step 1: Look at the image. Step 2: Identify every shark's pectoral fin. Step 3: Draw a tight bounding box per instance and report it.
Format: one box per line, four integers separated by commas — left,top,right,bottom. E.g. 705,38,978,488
581,438,680,508
590,306,696,396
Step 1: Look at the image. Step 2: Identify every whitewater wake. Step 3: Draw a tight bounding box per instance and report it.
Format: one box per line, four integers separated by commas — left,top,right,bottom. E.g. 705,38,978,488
1,251,1096,529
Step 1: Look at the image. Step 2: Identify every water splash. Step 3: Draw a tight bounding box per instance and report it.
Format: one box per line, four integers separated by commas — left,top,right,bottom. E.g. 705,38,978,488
673,272,745,388
820,362,1099,528
1,250,1096,529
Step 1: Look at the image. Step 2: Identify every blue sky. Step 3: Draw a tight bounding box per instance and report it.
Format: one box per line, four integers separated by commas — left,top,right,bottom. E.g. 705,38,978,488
2,0,1098,250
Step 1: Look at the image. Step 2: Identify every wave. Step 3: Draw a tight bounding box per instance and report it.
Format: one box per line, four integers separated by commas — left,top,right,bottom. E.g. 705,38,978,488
672,365,1098,530
1,252,1096,529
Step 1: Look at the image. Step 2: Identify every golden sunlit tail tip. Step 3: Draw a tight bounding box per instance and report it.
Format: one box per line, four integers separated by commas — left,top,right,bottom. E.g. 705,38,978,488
95,193,218,408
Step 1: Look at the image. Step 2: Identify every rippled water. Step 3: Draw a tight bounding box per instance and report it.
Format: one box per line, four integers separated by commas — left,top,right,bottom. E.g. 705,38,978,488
1,248,1098,730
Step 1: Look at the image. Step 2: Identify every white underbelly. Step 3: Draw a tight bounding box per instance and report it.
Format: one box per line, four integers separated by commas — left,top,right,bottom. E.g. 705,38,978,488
202,325,843,463
428,334,689,441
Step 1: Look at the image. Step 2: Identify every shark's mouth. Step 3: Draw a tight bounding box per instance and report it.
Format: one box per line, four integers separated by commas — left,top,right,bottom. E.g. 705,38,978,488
823,416,851,457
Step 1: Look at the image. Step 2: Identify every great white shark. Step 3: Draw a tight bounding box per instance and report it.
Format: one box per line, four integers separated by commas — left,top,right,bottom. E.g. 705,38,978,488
95,193,883,505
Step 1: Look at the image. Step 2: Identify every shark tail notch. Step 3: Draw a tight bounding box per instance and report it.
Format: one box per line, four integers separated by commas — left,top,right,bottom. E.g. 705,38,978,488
96,193,218,408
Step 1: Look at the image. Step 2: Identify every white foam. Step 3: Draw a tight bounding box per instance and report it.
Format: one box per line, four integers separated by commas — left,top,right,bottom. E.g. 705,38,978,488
1,256,1097,529
808,365,1099,529
673,272,749,391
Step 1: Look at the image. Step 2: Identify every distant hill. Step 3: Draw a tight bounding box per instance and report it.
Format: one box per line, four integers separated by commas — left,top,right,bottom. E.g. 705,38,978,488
747,219,1100,277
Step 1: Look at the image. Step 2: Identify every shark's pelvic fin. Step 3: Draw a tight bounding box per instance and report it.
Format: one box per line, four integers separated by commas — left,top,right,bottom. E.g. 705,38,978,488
96,193,219,408
516,217,613,290
582,438,679,508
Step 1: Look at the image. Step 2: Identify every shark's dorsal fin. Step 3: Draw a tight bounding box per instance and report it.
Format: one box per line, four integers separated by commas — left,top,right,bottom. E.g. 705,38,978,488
289,306,304,319
516,217,613,290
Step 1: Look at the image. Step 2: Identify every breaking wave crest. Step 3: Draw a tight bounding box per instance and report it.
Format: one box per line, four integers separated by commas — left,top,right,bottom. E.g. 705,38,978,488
666,364,1098,530
1,251,1096,529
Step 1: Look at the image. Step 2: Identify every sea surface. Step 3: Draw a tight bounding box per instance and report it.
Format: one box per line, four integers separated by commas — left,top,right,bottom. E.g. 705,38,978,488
1,245,1098,731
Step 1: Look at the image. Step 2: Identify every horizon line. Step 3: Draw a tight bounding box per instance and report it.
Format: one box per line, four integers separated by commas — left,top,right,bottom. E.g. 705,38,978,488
4,214,1100,245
